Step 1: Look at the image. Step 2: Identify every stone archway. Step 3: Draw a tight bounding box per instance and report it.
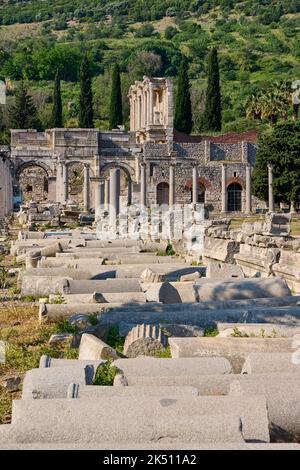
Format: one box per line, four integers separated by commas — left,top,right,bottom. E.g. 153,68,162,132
100,162,134,206
227,182,242,212
67,162,85,205
157,182,169,205
16,162,51,204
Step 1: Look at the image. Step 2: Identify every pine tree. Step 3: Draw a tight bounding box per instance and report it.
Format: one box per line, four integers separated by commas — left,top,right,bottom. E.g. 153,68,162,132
78,55,94,128
109,64,123,130
202,48,222,132
9,81,41,130
174,56,193,134
52,69,63,128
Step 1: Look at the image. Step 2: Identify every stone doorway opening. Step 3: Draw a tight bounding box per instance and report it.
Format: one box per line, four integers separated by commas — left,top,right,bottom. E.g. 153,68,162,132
18,165,49,203
227,182,242,212
67,162,84,205
157,182,169,205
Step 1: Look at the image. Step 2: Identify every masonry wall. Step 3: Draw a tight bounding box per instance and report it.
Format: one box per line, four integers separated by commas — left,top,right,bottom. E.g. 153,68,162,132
0,153,13,218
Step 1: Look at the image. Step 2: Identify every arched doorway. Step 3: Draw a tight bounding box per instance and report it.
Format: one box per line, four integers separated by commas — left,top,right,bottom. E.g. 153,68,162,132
227,183,242,212
67,162,84,205
101,164,133,207
18,165,49,203
190,183,205,203
157,182,169,205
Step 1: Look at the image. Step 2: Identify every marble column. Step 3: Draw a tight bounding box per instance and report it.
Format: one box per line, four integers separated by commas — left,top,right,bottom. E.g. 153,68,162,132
109,168,120,226
245,164,252,214
192,165,198,205
104,179,110,211
83,165,90,212
140,163,147,207
56,162,63,203
135,157,140,184
290,201,296,214
149,85,154,125
221,163,227,213
61,163,68,204
268,164,274,213
169,163,175,207
94,181,104,212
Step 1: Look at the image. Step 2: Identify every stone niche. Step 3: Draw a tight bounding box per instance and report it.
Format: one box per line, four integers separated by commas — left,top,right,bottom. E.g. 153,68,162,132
19,166,49,203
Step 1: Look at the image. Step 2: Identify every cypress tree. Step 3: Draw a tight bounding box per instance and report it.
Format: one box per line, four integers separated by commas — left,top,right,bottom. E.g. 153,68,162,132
174,56,193,134
52,69,63,128
109,64,123,130
78,55,94,128
202,48,222,132
9,81,41,130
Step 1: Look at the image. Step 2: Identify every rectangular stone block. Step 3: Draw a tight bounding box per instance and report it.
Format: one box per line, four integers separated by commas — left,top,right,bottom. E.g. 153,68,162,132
169,337,294,373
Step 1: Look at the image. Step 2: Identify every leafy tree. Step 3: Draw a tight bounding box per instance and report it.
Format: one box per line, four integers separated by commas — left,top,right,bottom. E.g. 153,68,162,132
202,47,222,132
246,82,291,124
9,81,41,130
174,56,193,134
109,64,123,129
51,69,63,128
78,55,94,128
252,122,300,205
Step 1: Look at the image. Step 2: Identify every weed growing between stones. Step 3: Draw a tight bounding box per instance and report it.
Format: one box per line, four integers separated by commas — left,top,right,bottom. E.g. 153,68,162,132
50,294,65,304
93,361,120,386
153,346,172,358
156,242,176,257
106,325,125,355
89,314,99,326
204,327,219,337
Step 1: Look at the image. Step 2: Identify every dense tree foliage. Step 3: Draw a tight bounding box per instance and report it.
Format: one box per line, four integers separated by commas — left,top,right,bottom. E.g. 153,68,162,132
0,0,298,132
202,48,222,132
109,64,123,129
9,81,41,130
252,122,300,205
174,56,192,134
51,70,63,127
78,55,94,128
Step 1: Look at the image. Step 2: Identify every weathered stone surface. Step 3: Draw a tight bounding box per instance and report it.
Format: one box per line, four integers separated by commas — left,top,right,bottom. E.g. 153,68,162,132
1,407,244,445
230,374,300,441
124,324,168,358
140,268,166,283
68,384,199,399
21,268,93,280
0,376,21,392
206,261,244,280
12,395,269,443
241,352,300,374
203,238,240,263
79,334,118,361
169,337,294,373
63,279,141,294
39,302,126,322
48,333,73,346
21,365,101,399
180,271,201,282
143,282,196,303
218,323,300,338
113,357,232,377
68,314,93,330
21,276,71,296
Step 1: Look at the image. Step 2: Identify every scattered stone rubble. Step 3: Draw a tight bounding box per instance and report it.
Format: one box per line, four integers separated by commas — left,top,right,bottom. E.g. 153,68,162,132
1,218,300,450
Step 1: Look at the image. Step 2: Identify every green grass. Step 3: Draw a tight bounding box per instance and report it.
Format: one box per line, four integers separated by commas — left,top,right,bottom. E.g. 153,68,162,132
106,325,125,355
93,361,120,386
153,345,172,358
204,327,219,337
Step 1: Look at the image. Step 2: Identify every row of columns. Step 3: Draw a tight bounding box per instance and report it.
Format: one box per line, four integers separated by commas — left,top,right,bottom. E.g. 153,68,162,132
130,84,155,132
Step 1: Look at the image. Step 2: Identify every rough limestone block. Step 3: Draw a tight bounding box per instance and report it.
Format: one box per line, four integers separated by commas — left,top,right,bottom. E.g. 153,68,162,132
123,324,168,358
241,352,300,374
140,268,166,283
203,238,240,263
39,355,103,368
206,261,244,280
22,268,93,280
180,271,201,282
39,302,124,322
79,334,118,361
112,357,232,377
48,333,73,346
230,374,300,441
169,337,294,373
